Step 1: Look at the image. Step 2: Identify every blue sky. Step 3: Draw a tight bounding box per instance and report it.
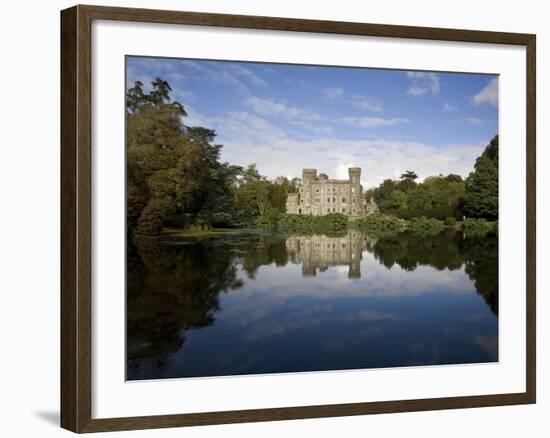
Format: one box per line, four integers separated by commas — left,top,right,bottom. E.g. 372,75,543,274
127,56,498,189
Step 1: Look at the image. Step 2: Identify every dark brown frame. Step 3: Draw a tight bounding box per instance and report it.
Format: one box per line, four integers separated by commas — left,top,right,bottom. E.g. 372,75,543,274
61,4,536,433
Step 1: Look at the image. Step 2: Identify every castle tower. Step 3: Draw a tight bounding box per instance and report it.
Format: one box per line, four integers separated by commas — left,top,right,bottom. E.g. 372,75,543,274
302,168,317,186
348,168,362,215
348,167,361,186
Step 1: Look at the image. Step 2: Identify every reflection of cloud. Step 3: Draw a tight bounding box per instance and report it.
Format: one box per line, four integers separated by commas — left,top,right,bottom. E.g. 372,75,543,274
474,335,498,360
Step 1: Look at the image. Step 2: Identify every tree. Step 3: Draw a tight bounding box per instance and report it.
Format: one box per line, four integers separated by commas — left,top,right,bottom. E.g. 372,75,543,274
126,80,146,114
126,78,241,234
400,170,418,181
463,135,499,220
271,178,288,212
234,164,273,218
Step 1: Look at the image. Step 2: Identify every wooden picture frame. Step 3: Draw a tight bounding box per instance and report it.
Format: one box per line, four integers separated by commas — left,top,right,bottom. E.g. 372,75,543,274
61,4,536,433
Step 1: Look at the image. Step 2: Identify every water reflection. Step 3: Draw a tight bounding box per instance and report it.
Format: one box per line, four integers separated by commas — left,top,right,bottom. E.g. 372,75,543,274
127,229,498,380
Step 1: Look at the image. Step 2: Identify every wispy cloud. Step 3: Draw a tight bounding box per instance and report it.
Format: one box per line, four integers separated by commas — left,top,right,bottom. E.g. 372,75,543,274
406,72,440,96
443,102,458,112
243,96,321,121
340,117,409,128
185,106,486,190
472,78,498,107
227,64,267,86
323,87,382,112
323,87,344,99
350,95,383,112
465,117,485,125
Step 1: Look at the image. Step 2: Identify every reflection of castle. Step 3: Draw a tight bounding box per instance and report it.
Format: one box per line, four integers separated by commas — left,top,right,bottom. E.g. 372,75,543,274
285,231,376,278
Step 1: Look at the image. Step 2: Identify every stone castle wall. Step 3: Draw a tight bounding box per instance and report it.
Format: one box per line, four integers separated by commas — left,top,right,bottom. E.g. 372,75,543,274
286,167,376,216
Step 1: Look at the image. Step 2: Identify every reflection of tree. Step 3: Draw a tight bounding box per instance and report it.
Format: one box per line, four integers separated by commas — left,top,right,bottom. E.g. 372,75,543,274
370,229,465,271
127,236,243,375
462,235,498,315
369,229,498,315
239,234,289,279
127,229,499,378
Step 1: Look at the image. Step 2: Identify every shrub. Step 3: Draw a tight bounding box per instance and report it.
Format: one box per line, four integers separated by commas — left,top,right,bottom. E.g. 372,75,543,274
277,213,348,234
462,218,493,236
355,214,403,235
444,217,457,226
407,216,445,235
136,200,168,235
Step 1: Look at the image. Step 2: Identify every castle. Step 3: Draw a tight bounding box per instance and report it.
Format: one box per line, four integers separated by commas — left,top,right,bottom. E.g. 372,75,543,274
286,167,377,216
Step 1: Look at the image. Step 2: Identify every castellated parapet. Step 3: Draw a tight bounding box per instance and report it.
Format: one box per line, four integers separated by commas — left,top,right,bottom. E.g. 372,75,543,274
286,167,377,216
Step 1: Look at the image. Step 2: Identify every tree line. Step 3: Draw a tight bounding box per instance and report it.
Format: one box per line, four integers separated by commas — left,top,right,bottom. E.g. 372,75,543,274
365,135,498,221
126,78,295,235
127,78,498,236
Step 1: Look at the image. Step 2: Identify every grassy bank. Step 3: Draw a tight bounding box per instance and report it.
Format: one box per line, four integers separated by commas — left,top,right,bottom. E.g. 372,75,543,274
160,214,497,238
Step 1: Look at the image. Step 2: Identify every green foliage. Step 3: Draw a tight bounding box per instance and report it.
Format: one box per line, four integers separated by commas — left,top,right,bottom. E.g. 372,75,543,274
462,218,495,237
127,78,242,235
407,216,445,235
271,180,288,212
445,217,457,226
400,170,418,180
371,172,466,220
463,135,499,220
233,164,273,219
277,213,348,235
136,200,171,235
354,214,404,235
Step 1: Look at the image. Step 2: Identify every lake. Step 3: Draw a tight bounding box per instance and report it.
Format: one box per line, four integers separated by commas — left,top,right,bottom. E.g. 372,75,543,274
127,228,498,380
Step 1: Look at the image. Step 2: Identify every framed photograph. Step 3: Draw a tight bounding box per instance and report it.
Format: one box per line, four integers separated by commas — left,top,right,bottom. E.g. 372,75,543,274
60,5,536,433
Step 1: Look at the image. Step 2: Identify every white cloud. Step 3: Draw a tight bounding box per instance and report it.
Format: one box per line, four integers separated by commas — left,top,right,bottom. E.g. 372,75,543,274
227,64,267,86
406,72,440,96
323,87,344,98
340,117,409,128
323,87,382,112
465,117,485,125
350,95,383,112
443,102,458,112
472,78,498,107
165,71,186,82
334,162,357,179
243,96,321,121
184,107,486,191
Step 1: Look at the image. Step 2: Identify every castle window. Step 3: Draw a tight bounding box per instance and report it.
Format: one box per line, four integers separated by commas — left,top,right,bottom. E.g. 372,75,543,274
352,209,356,213
315,198,320,203
352,187,355,193
333,208,335,212
333,197,336,202
298,208,302,214
352,198,356,203
315,189,319,193
301,199,304,203
342,197,347,203
342,208,346,213
327,208,330,213
327,198,331,203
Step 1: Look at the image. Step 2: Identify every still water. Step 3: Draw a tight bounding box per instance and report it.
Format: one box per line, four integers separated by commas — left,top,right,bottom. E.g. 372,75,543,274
127,229,498,380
